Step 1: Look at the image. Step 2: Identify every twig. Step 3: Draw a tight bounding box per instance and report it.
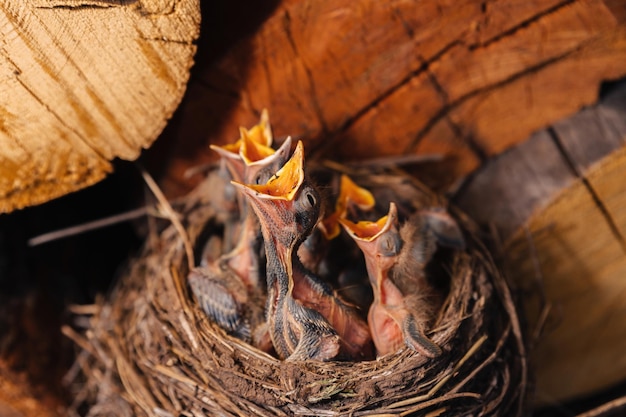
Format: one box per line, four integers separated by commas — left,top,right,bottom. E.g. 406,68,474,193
183,161,218,179
61,325,99,359
577,395,626,417
139,167,194,271
67,304,100,315
344,153,444,168
448,326,511,395
28,207,151,246
388,334,488,409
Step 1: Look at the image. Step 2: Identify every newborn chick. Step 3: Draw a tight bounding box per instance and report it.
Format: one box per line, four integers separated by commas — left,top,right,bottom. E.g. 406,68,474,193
232,141,341,361
340,202,464,357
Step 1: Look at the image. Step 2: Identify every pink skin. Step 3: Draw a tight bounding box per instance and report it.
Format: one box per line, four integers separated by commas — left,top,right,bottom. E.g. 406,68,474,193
291,261,375,360
341,203,441,358
367,278,406,355
231,142,342,361
349,208,407,356
213,136,294,289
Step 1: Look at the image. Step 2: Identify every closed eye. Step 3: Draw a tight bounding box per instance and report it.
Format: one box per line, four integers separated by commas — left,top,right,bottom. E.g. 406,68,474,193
378,233,401,257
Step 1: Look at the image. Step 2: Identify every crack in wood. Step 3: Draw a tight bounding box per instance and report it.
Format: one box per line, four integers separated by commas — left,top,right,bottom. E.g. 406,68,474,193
12,68,109,164
547,126,626,254
469,0,575,50
312,5,590,160
406,45,581,153
0,65,33,164
423,68,488,162
282,9,329,134
308,39,462,158
35,0,137,9
137,0,178,17
391,5,415,39
138,36,195,46
310,1,587,160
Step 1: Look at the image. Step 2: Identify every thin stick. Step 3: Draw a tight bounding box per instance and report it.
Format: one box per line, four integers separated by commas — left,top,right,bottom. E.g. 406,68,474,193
140,168,195,271
577,395,626,417
183,161,218,179
61,325,99,358
388,334,488,409
28,207,151,246
66,304,100,315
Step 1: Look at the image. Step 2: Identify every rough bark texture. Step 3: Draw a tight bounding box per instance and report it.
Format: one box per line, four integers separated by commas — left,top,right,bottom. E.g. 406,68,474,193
157,0,626,198
0,0,200,213
454,80,626,404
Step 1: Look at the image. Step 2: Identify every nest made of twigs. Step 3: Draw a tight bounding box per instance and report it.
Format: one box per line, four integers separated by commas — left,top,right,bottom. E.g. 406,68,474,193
66,165,528,417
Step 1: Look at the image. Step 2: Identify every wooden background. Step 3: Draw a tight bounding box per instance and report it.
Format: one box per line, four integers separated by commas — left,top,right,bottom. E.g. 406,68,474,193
1,0,626,415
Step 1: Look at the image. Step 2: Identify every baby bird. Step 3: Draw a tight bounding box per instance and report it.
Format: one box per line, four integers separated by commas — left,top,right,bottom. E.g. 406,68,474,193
216,135,294,289
232,141,341,361
298,174,377,315
299,174,374,276
189,115,292,351
340,202,465,357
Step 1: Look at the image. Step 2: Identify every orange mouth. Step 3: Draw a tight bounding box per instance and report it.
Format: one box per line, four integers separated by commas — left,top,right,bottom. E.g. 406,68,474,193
339,203,397,241
320,175,375,239
210,109,273,157
339,175,375,210
232,140,305,201
240,127,275,164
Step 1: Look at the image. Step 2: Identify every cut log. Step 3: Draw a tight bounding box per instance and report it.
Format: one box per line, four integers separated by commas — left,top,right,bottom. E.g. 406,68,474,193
0,0,200,213
156,0,626,197
454,80,626,404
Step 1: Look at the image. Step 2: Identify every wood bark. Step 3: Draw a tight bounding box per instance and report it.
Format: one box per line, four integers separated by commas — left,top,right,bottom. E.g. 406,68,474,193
0,0,200,212
157,0,626,198
454,80,626,404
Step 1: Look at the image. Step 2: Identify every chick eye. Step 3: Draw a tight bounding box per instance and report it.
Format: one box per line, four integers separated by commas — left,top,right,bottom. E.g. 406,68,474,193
379,233,401,257
305,192,316,208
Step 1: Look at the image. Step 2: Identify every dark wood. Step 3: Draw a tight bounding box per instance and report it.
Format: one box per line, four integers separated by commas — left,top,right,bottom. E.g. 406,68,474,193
154,0,626,198
454,80,626,405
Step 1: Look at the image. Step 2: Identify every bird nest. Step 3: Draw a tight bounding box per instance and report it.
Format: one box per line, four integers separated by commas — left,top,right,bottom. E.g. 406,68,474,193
66,162,528,417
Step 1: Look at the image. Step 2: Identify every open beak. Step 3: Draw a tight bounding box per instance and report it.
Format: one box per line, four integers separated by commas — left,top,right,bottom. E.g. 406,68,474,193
233,140,305,201
339,203,399,292
244,108,273,147
241,136,293,184
240,127,275,164
210,109,274,181
319,175,375,239
339,202,397,242
230,141,306,245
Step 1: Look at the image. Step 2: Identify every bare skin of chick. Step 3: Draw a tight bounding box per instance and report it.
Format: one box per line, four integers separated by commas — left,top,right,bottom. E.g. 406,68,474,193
234,142,374,361
232,141,341,361
340,202,464,357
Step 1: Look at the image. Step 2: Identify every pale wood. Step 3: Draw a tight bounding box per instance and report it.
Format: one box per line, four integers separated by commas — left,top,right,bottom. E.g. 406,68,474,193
158,0,626,197
454,81,626,404
0,0,200,212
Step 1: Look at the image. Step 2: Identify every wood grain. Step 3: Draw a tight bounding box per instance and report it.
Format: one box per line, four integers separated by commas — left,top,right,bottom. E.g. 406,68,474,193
157,0,626,197
0,0,200,212
454,81,626,404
